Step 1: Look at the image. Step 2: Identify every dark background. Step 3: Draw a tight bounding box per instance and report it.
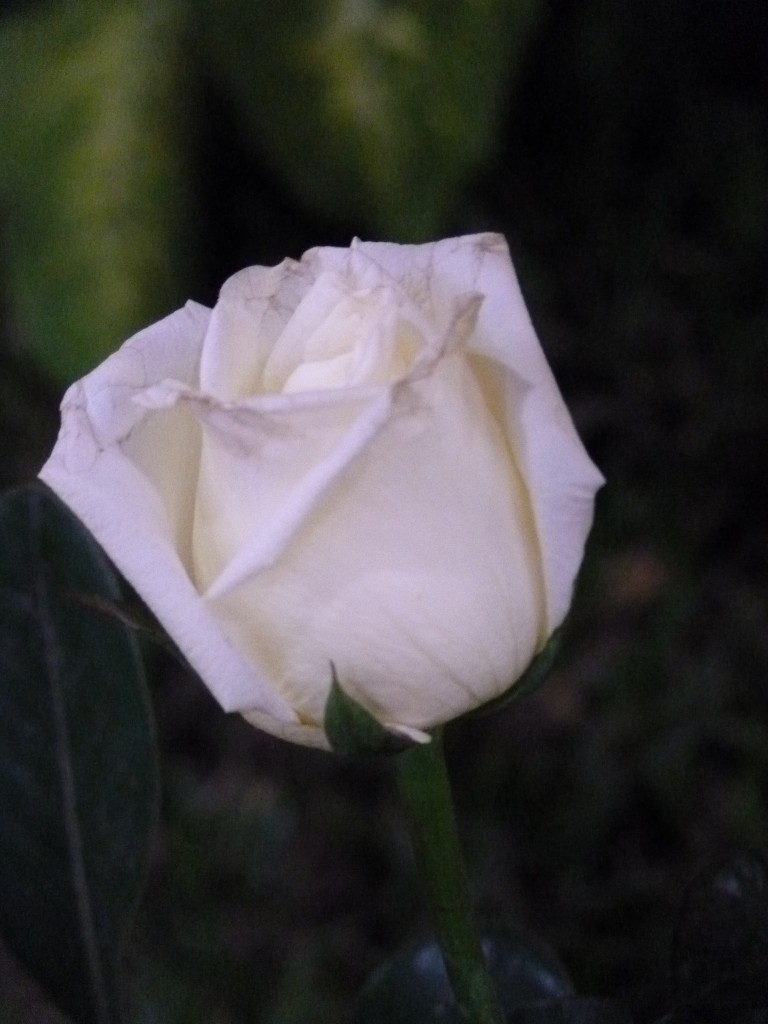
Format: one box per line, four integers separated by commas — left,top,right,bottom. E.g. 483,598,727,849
2,1,767,1020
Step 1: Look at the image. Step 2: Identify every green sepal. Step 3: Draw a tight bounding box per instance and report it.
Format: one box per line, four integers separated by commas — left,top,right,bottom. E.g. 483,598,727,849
324,667,423,756
461,626,564,723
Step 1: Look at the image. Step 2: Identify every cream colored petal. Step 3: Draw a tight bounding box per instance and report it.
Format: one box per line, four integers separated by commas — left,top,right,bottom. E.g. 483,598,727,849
262,271,362,392
185,293,480,601
208,352,545,731
345,233,604,631
195,387,394,598
44,303,210,562
199,258,313,399
54,301,210,454
240,710,330,750
39,307,299,729
42,450,298,728
432,235,604,632
137,378,382,597
263,268,438,393
306,236,442,318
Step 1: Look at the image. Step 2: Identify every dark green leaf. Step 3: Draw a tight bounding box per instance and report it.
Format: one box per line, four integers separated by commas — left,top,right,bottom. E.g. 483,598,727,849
324,666,419,756
669,852,768,1019
350,925,573,1024
506,997,633,1023
0,934,73,1024
0,485,159,1024
65,590,192,668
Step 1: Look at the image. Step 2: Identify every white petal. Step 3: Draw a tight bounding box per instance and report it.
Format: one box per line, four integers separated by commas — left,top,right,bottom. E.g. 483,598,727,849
45,303,211,564
349,233,605,632
240,710,329,749
196,387,394,598
40,447,298,725
206,352,545,731
438,236,604,631
278,233,603,638
199,258,313,399
40,308,300,729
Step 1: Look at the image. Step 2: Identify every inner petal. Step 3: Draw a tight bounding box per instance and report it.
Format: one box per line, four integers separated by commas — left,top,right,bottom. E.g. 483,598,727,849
261,273,361,393
185,385,384,594
282,350,358,393
264,277,429,395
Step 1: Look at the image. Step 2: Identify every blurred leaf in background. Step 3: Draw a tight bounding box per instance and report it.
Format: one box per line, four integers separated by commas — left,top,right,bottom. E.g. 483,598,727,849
0,0,542,385
0,0,189,385
0,486,159,1023
194,0,543,240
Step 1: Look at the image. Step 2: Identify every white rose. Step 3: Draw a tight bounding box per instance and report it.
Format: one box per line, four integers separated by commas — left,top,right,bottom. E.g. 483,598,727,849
40,234,603,749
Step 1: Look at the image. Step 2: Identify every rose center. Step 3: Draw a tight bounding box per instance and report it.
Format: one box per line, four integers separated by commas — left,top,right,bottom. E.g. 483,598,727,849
278,290,422,394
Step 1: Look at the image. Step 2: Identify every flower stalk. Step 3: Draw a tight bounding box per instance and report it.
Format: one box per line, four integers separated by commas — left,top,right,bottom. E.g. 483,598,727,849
395,728,505,1024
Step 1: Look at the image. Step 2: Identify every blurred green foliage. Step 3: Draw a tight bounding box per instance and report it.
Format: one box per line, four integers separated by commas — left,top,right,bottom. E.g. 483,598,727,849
0,0,541,384
195,0,542,239
1,0,767,1021
0,1,189,384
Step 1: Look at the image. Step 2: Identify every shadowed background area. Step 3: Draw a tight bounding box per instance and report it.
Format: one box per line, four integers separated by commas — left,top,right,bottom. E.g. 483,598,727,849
1,0,767,1021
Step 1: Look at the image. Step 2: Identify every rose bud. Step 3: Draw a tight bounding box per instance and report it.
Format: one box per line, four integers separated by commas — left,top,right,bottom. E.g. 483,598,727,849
40,234,603,749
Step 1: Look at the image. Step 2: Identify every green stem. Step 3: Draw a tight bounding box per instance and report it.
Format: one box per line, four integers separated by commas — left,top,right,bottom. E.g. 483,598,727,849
395,728,505,1024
